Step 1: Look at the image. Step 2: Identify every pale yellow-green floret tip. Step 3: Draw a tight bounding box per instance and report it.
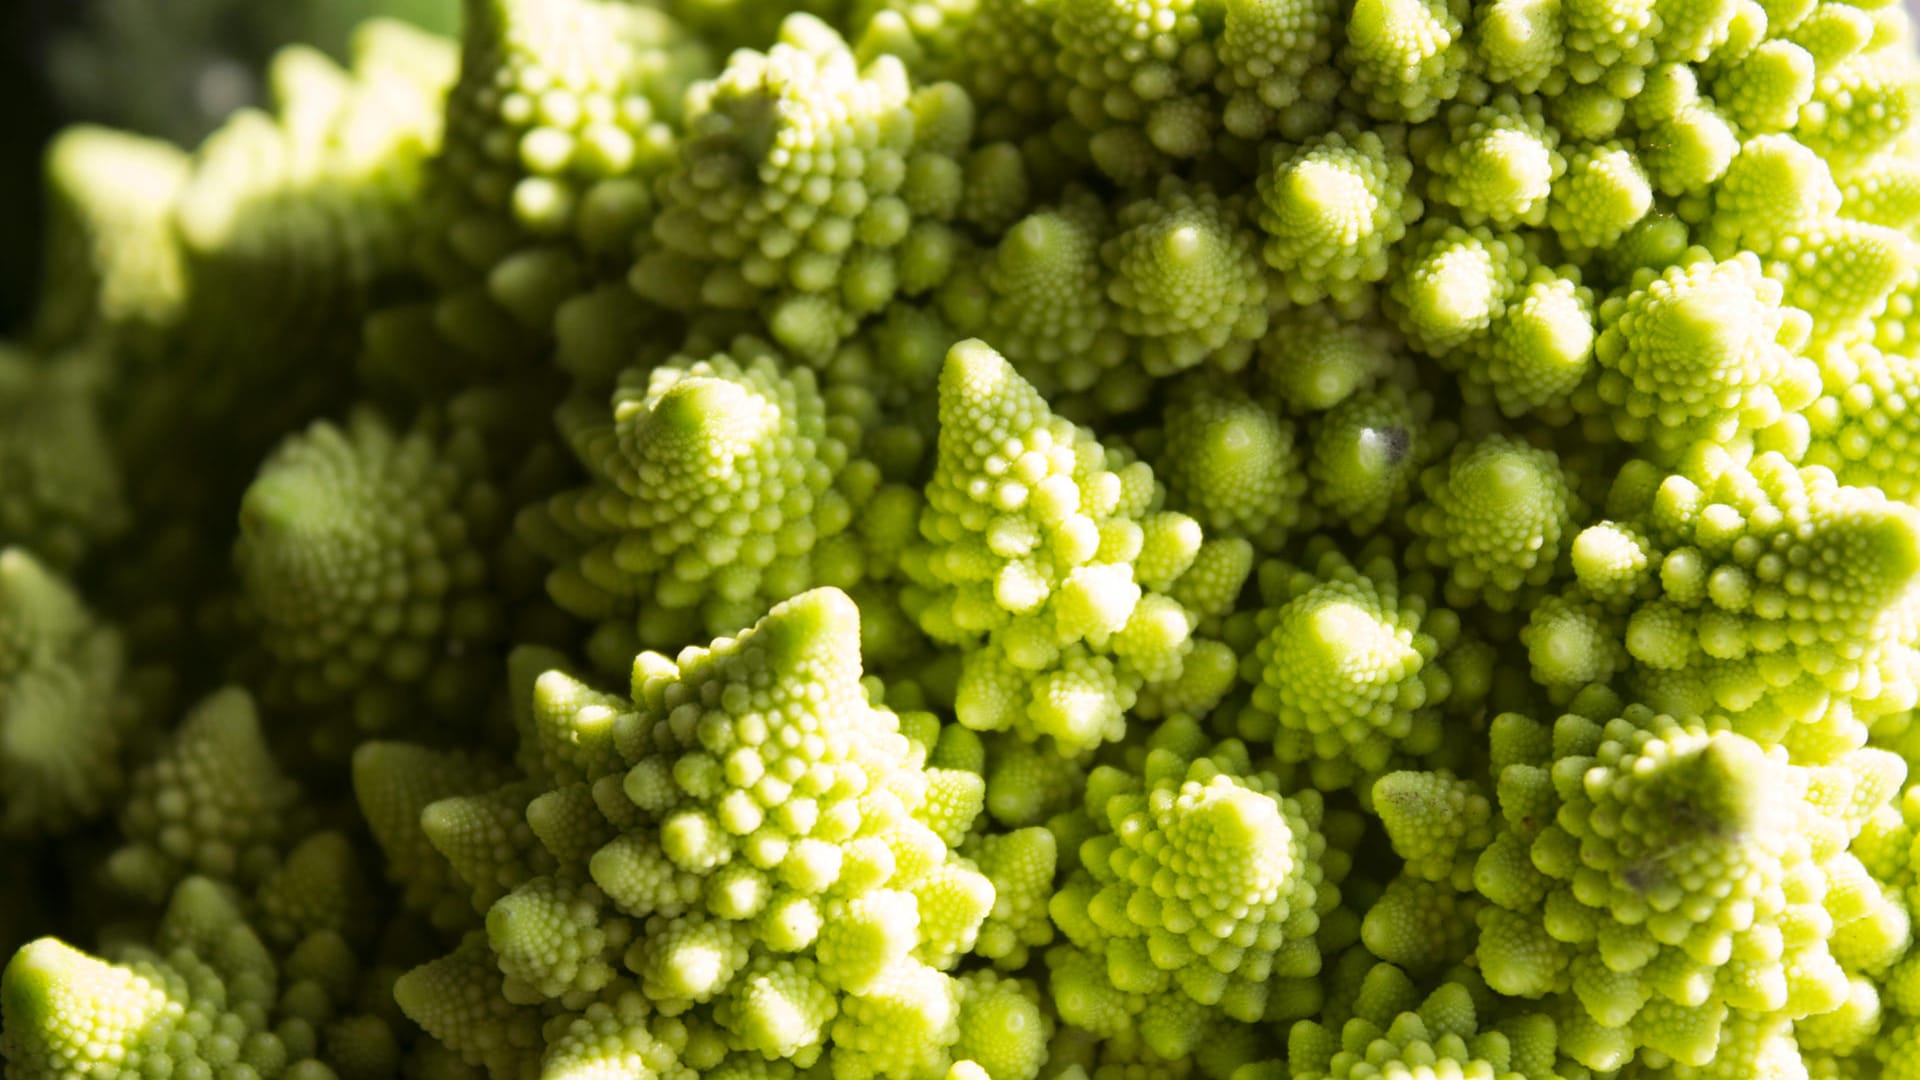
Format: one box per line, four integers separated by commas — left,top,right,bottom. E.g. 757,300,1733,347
1256,129,1418,304
911,340,1241,754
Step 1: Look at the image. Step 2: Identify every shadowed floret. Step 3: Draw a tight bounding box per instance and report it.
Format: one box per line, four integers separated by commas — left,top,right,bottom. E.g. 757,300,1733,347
941,189,1129,399
643,14,970,360
1104,179,1270,378
104,688,303,904
0,549,142,835
1306,384,1433,533
0,349,126,570
1155,377,1308,547
234,407,507,732
527,335,914,663
1217,0,1343,139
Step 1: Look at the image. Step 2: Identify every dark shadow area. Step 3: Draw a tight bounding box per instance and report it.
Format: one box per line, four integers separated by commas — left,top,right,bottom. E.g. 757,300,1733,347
0,1,66,336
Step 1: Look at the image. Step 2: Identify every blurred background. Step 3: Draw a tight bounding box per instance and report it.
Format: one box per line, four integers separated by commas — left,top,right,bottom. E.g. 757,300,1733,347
0,0,459,335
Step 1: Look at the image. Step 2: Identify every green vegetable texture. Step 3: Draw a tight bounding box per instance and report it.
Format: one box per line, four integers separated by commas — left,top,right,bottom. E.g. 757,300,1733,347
10,0,1920,1077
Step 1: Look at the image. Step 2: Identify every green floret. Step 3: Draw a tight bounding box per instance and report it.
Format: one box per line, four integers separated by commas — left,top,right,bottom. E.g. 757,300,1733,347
1837,140,1920,229
0,549,142,835
1704,134,1841,257
1256,129,1420,305
1387,222,1530,357
1306,383,1433,532
644,14,969,359
1465,704,1902,1070
1582,249,1820,451
396,589,997,1077
1233,539,1459,789
1470,265,1599,416
1519,593,1630,688
964,827,1058,970
1359,875,1482,975
1154,377,1308,547
1338,0,1469,122
1406,435,1583,611
353,741,512,931
905,340,1245,754
168,24,455,436
1593,447,1920,731
952,971,1051,1080
1216,0,1342,139
1795,47,1920,166
1371,770,1493,886
0,349,127,571
528,335,911,663
1629,66,1741,196
1,877,382,1080
1548,140,1654,251
1806,343,1920,502
1258,305,1398,414
422,0,705,335
1051,0,1218,175
1046,722,1341,1054
941,188,1131,398
104,688,305,904
927,0,1059,140
234,406,507,735
1474,0,1564,93
1774,218,1915,345
1273,968,1578,1080
1416,93,1566,227
1104,179,1270,377
393,932,551,1080
1712,40,1812,133
981,735,1085,827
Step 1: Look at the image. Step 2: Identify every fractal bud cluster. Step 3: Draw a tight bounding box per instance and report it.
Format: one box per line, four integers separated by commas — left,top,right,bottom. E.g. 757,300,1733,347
6,0,1920,1077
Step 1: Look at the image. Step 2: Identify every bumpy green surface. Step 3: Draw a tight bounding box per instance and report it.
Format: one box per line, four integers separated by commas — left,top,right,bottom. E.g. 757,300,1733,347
9,0,1920,1078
